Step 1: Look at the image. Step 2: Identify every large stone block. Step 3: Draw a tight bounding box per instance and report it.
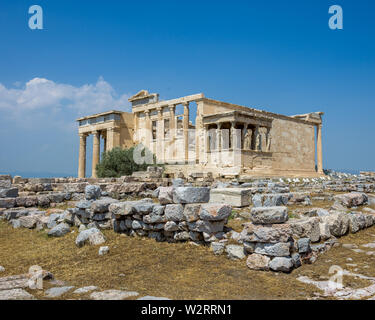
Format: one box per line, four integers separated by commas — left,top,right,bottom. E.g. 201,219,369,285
250,206,288,224
254,242,291,257
109,199,153,217
332,192,368,209
18,215,39,229
158,187,174,205
85,185,101,200
172,187,210,204
199,203,231,221
239,223,293,243
209,188,251,207
0,188,18,198
90,198,118,213
188,220,225,234
252,193,290,208
269,257,294,272
164,204,184,222
225,245,246,260
321,212,350,237
37,195,50,208
64,182,88,193
246,253,270,271
0,198,15,209
75,228,106,247
48,223,70,237
287,217,321,243
4,208,29,220
183,204,201,222
15,196,36,207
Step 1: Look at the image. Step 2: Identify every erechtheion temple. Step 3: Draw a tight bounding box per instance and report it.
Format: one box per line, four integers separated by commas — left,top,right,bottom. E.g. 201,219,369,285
77,90,324,178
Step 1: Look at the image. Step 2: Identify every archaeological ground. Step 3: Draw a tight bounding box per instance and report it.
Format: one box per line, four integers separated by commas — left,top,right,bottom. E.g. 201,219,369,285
1,170,375,300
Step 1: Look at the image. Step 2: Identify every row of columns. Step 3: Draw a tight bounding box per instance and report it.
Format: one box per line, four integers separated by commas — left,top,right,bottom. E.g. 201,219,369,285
78,129,113,178
138,102,190,164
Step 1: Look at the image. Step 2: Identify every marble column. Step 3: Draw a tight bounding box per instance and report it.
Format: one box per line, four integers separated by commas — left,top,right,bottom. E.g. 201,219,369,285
169,105,176,161
317,124,323,173
157,107,163,163
183,102,189,163
78,134,87,178
134,112,139,142
145,110,151,148
92,131,100,178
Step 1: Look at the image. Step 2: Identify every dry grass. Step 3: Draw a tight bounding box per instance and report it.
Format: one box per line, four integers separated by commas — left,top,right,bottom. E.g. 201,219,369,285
2,217,375,300
0,221,319,300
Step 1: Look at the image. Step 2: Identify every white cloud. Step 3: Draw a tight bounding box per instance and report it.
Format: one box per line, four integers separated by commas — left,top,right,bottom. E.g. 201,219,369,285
0,77,131,116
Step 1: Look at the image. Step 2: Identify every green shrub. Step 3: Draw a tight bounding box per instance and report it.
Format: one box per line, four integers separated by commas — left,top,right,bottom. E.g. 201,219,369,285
96,145,157,178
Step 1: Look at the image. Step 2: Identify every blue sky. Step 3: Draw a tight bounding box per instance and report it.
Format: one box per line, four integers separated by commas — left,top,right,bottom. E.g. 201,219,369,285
0,0,374,177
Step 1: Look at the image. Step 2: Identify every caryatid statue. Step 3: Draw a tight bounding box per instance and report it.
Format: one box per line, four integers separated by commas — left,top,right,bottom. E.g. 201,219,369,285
266,129,271,151
255,127,261,151
243,128,253,150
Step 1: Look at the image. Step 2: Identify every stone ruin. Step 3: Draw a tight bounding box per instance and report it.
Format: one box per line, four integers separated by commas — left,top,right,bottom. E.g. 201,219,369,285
1,171,375,274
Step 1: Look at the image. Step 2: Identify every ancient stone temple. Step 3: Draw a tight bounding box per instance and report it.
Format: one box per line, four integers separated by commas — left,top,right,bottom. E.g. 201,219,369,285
77,90,324,178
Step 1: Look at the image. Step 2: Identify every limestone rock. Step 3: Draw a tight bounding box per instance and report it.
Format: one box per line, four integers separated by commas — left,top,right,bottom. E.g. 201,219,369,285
90,198,118,213
211,242,225,255
0,188,18,198
75,228,106,247
209,188,252,207
48,223,70,237
137,296,171,300
76,200,93,209
45,286,74,298
199,203,231,221
164,221,179,232
73,286,98,294
269,257,294,272
18,215,39,229
321,212,350,237
174,231,190,241
291,253,302,268
254,242,291,257
333,192,368,209
158,187,174,205
188,220,225,234
85,185,101,200
250,206,288,224
0,198,15,209
239,223,293,243
98,246,109,256
246,253,270,271
90,289,139,300
319,222,331,240
0,289,35,300
225,245,246,260
164,204,184,221
183,204,201,222
297,238,311,253
288,217,321,243
172,187,210,204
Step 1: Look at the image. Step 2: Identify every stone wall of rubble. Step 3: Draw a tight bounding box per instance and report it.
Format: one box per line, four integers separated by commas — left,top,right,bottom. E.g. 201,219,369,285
1,173,375,274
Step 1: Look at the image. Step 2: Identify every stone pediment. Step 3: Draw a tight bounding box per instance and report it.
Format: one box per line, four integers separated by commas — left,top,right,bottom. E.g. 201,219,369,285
129,90,150,102
128,90,159,106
